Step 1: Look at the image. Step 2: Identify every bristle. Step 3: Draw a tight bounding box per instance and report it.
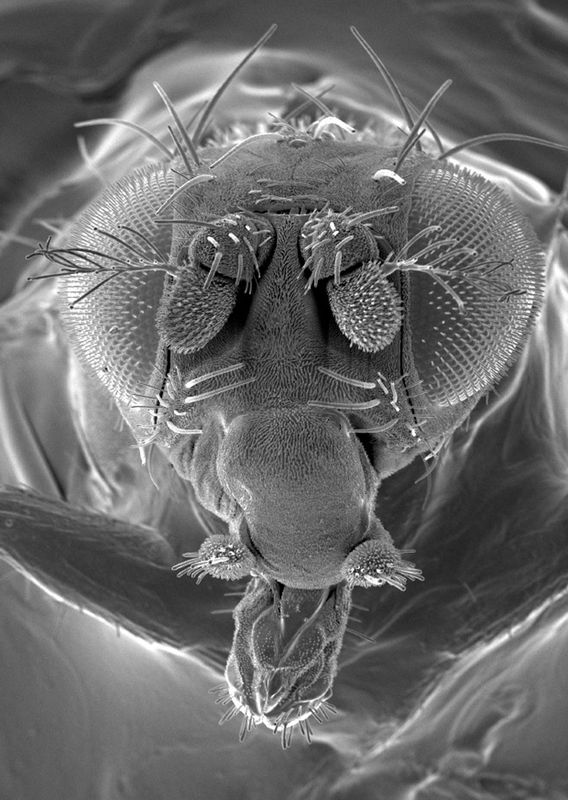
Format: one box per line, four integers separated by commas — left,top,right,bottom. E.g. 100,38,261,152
308,398,382,411
171,552,205,578
208,682,229,695
350,26,414,130
165,420,202,435
184,362,245,389
308,116,356,140
352,419,399,434
154,218,219,227
75,118,173,160
394,132,423,172
406,97,445,155
394,79,452,171
317,365,376,390
282,83,335,122
347,207,399,225
116,223,168,262
290,83,335,118
27,271,74,282
281,723,294,749
192,24,278,145
183,377,256,405
192,24,278,147
92,226,147,259
167,125,196,177
238,712,255,743
346,627,376,644
342,537,424,590
218,705,241,726
68,273,119,308
390,224,442,262
208,132,282,170
76,135,107,186
155,173,217,215
439,132,568,160
153,81,201,166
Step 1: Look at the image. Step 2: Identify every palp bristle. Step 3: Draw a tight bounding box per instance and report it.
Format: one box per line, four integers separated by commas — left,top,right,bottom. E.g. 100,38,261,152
218,705,240,726
208,682,228,694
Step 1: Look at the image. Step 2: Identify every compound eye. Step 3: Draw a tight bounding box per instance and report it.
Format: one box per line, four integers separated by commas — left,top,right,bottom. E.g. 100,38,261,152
190,213,275,292
171,535,256,583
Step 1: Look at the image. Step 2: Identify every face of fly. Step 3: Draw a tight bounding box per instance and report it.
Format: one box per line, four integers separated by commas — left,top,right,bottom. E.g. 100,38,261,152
47,24,552,747
160,143,437,592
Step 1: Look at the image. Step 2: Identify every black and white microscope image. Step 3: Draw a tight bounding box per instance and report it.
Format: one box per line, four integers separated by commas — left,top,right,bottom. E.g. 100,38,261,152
1,2,568,798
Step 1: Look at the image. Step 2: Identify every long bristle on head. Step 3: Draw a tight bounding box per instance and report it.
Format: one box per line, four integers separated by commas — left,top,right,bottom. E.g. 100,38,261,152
394,79,452,171
438,132,568,161
75,118,174,160
191,23,278,146
350,25,415,130
153,81,201,168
